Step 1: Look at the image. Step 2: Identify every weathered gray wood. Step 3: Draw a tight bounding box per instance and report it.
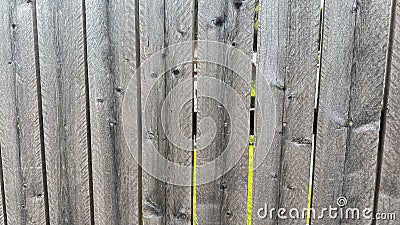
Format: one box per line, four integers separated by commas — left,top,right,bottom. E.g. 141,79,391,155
36,0,91,224
0,2,19,225
276,0,321,222
313,1,391,224
197,0,255,224
0,1,46,224
85,0,139,224
313,2,357,223
252,0,320,224
139,2,167,224
14,2,47,224
251,0,289,224
140,0,193,224
163,1,193,224
378,1,400,223
0,1,22,225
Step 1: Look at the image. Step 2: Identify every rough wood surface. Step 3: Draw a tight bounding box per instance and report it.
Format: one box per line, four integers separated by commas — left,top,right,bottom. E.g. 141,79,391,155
36,0,91,224
277,0,321,221
14,2,47,224
85,0,139,224
163,1,193,224
139,0,193,224
0,1,46,224
252,0,320,224
0,1,399,224
251,0,289,224
139,2,166,224
197,0,255,224
378,1,400,223
313,2,357,224
313,1,391,224
0,2,19,224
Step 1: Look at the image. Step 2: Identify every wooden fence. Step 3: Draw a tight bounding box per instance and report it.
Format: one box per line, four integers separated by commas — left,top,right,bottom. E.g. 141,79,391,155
0,0,399,224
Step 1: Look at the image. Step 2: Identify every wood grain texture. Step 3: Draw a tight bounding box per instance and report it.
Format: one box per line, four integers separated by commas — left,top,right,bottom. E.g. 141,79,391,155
36,0,91,224
313,1,391,224
163,1,193,224
251,0,289,224
14,2,47,224
251,0,320,224
139,2,167,224
140,0,193,224
313,2,356,223
0,1,46,224
85,0,139,224
378,1,400,223
197,0,254,224
0,2,19,224
277,0,320,222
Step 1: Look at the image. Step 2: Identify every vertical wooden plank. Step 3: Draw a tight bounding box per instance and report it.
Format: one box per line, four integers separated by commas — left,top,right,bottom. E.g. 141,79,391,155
139,2,166,224
36,0,91,224
0,0,6,211
84,0,139,224
163,1,193,224
378,0,400,223
313,1,356,223
14,2,47,224
252,0,320,224
251,0,289,224
0,2,18,224
313,0,391,224
139,0,193,224
85,2,118,222
197,0,255,224
0,1,46,224
276,1,320,223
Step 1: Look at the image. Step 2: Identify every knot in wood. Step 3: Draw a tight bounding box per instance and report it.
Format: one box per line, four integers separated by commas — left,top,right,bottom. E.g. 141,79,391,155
233,0,243,9
220,181,228,190
212,17,225,26
172,68,180,76
115,87,123,92
176,209,189,221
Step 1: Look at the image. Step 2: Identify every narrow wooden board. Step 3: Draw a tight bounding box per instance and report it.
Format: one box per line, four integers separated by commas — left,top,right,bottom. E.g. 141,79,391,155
252,0,320,224
14,2,47,224
312,1,357,223
313,1,391,224
251,0,289,224
35,0,91,224
139,2,167,224
84,0,139,224
139,0,193,224
0,2,19,224
163,1,194,224
378,1,400,223
0,1,46,224
197,0,255,224
276,1,320,224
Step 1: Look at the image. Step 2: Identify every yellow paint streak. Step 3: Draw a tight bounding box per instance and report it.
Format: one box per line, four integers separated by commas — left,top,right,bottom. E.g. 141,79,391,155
306,134,316,225
192,147,197,225
247,136,255,225
306,184,312,225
